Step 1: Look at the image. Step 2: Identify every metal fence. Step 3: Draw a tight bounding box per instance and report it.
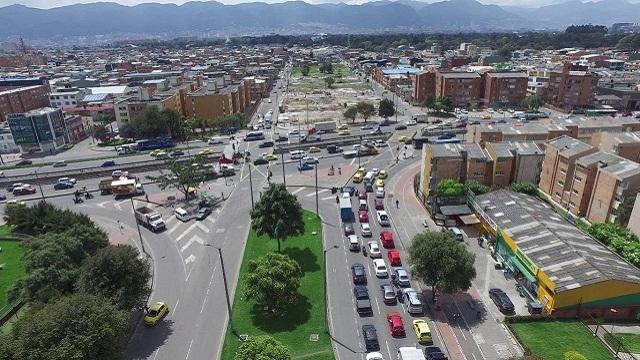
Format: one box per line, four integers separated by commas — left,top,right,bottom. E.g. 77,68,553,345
581,314,640,360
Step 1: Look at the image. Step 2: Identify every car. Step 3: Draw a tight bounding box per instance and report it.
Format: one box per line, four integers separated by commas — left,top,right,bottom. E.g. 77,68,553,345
6,183,23,192
302,156,319,165
253,157,268,165
387,312,406,337
365,353,384,360
380,231,394,248
393,267,410,287
53,160,67,167
149,149,161,157
405,120,417,126
358,190,367,200
375,187,385,199
375,179,385,188
58,177,76,184
374,139,388,147
374,198,384,210
198,148,213,156
351,263,367,284
398,135,409,142
367,241,381,258
395,124,407,130
343,223,355,236
342,186,356,196
338,129,351,136
370,168,379,176
489,288,515,314
373,258,388,278
101,160,116,167
308,146,321,153
341,192,351,199
195,206,212,220
259,141,274,148
144,301,169,326
348,235,360,251
358,210,369,223
376,210,390,226
338,124,349,131
360,223,372,237
361,124,374,130
424,346,448,360
413,319,433,344
170,150,185,157
387,249,401,266
381,284,397,305
264,153,277,161
13,185,36,195
353,173,363,183
362,325,379,351
207,137,224,145
14,159,33,167
298,162,314,171
354,285,373,316
54,181,74,190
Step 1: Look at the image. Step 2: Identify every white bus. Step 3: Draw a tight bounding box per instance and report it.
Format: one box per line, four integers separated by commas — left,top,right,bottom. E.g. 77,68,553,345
244,130,265,141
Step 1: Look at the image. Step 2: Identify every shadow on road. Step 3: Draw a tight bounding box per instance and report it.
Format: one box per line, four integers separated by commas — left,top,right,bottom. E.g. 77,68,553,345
126,319,175,359
249,295,311,332
420,288,488,328
282,246,320,273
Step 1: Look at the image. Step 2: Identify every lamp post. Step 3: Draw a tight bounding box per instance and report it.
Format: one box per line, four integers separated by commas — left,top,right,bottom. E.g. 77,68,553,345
129,197,148,257
281,152,286,187
33,169,45,202
206,244,235,336
248,163,255,210
315,163,319,217
323,245,339,333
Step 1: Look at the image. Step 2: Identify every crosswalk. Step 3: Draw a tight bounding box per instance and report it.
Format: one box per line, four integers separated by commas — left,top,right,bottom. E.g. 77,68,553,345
287,186,338,202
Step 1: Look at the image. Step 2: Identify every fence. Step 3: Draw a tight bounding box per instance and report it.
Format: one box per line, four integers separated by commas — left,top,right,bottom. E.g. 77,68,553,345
581,313,640,360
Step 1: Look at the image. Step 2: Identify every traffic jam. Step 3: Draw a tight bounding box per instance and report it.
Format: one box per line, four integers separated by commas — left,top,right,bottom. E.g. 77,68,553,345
336,167,447,360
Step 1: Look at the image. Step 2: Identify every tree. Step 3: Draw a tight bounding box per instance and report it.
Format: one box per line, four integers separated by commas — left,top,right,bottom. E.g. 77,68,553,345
464,180,490,195
564,351,588,360
616,190,637,227
408,232,476,301
147,155,209,200
119,107,185,141
565,24,607,34
243,253,303,311
324,76,335,89
250,183,305,252
509,182,538,196
438,96,454,113
436,179,464,198
91,125,109,143
235,335,291,360
378,98,395,118
524,95,543,112
343,106,358,123
319,62,333,74
5,201,103,236
356,102,376,123
8,293,129,360
423,95,436,109
300,65,310,76
76,244,151,311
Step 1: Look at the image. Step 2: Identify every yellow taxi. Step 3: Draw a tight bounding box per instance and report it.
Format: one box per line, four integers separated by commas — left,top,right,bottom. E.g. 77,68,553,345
308,146,321,153
378,170,388,179
398,135,409,143
149,149,161,157
412,319,432,344
338,129,351,136
338,124,349,131
198,148,213,156
144,301,169,326
353,172,363,183
375,178,385,188
264,153,277,161
356,167,366,177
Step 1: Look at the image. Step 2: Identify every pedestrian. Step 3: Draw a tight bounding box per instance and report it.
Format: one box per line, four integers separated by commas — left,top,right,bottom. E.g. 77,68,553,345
145,194,149,202
338,167,341,175
396,199,399,208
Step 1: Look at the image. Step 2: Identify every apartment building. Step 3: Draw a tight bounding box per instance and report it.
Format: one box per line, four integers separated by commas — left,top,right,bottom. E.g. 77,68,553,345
413,71,436,104
484,141,544,187
114,87,182,126
591,132,640,163
0,85,50,122
483,72,528,106
538,136,598,206
435,71,482,107
586,157,640,224
7,107,69,153
49,88,86,109
544,62,599,111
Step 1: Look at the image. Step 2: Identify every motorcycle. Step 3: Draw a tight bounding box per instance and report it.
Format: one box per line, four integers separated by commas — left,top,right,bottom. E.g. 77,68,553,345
362,246,367,257
84,192,94,199
73,197,84,204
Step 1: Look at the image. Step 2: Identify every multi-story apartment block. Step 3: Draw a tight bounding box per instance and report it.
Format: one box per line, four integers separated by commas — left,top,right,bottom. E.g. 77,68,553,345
0,85,51,122
435,71,482,107
412,71,436,104
586,156,640,224
114,87,182,126
484,141,544,187
544,62,599,111
7,107,69,153
591,131,640,163
49,88,86,109
185,86,236,122
483,72,528,106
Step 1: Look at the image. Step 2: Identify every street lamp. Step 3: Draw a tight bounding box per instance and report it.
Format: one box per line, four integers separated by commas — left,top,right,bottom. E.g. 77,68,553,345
314,163,319,217
248,162,255,210
322,244,339,333
33,169,45,202
129,197,148,257
205,244,236,337
280,152,286,187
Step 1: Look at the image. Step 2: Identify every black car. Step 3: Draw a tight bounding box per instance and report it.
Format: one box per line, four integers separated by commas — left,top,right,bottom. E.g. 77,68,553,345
395,124,407,130
380,283,397,305
195,206,212,220
424,346,448,359
351,263,367,285
362,325,379,351
489,288,515,314
170,150,185,157
258,141,274,148
354,286,373,316
379,119,393,126
54,181,74,190
253,157,268,165
275,135,288,142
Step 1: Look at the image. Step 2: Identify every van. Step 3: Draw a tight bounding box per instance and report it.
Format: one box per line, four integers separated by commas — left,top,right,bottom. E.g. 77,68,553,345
363,171,375,185
404,288,423,315
174,207,190,222
290,150,305,160
448,227,464,241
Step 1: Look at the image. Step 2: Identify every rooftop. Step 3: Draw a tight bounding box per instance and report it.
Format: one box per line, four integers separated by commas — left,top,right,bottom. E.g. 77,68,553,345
440,72,481,79
547,135,594,158
487,72,528,78
0,85,44,96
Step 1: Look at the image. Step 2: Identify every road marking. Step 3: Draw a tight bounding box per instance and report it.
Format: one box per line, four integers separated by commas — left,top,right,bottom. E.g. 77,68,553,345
96,200,110,208
180,235,204,252
290,187,305,195
304,191,317,197
185,254,196,264
113,202,122,211
195,222,210,233
350,157,356,166
322,195,336,201
185,339,194,360
175,222,199,242
385,341,392,360
374,297,381,315
152,349,159,360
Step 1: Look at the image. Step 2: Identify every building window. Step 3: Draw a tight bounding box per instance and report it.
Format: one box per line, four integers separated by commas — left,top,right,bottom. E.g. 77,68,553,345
560,168,567,174
572,189,579,194
558,180,564,186
496,171,504,176
574,175,582,182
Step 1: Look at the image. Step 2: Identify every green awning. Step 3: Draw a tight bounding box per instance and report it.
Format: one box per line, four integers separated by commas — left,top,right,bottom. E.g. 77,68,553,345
511,256,537,283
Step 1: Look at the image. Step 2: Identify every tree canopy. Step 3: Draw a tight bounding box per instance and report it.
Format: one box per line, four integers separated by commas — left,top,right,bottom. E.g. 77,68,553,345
319,62,334,74
5,201,103,237
250,183,305,252
234,335,291,360
588,222,640,267
378,98,395,118
119,107,184,140
344,106,358,123
77,244,152,311
408,232,476,301
616,190,637,227
464,180,490,195
565,24,607,34
436,179,464,198
147,155,211,200
356,102,376,123
324,76,335,89
509,182,538,196
243,253,303,311
300,65,310,76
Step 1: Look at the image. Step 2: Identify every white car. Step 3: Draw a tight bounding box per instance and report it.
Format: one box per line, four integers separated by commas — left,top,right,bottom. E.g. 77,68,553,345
368,241,381,258
373,259,388,278
348,234,360,251
376,211,390,227
207,137,223,145
375,187,385,198
341,192,351,199
366,353,384,360
360,223,372,237
374,140,388,148
58,177,76,184
302,156,319,165
371,168,379,176
405,120,417,126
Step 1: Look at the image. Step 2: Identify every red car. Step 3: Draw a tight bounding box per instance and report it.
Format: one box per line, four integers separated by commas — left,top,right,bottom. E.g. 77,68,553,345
387,249,401,266
358,190,367,200
387,311,406,337
13,185,36,196
380,231,394,248
374,198,384,210
358,210,369,223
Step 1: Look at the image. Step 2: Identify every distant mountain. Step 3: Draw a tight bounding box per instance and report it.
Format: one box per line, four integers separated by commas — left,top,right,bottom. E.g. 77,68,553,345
0,0,639,39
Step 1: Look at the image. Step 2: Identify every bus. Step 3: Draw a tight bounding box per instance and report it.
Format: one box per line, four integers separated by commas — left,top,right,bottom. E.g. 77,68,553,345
136,137,174,151
244,131,265,141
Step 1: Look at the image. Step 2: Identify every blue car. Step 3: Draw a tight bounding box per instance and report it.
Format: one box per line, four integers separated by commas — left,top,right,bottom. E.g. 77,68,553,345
101,160,116,167
298,163,314,171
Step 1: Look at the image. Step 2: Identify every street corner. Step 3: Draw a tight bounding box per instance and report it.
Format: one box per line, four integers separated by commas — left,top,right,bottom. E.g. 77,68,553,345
107,227,137,246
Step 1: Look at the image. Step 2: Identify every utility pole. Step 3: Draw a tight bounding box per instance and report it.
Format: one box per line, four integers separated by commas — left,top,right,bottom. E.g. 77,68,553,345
248,163,255,210
315,163,319,217
281,152,286,187
216,246,234,334
34,169,45,202
394,88,398,123
130,197,148,257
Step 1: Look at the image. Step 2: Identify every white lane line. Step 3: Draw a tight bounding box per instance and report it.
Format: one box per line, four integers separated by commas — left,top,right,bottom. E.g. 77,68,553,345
174,298,181,314
290,187,305,195
385,341,392,360
322,195,336,201
113,202,122,211
185,339,194,360
374,297,381,315
96,200,110,208
304,191,317,198
181,235,204,252
350,157,356,166
317,188,330,195
195,222,210,233
152,349,159,360
185,254,197,265
175,222,199,242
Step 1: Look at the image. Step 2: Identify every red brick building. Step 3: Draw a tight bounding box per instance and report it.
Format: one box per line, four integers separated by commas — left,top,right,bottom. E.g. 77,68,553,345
544,62,600,111
483,72,528,106
0,85,50,122
413,71,436,104
435,71,482,107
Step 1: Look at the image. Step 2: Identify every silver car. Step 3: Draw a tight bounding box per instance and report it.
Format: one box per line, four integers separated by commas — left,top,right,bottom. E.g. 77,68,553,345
393,267,410,287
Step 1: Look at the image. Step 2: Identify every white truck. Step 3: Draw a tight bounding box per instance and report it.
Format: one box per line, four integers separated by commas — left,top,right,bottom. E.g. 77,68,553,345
313,121,337,133
134,206,166,232
398,347,426,360
412,113,428,123
111,178,144,198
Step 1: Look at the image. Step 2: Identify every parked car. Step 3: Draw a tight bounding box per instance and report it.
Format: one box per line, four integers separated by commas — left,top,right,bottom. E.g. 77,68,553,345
387,312,406,337
489,288,515,314
381,283,397,305
376,211,390,226
368,241,381,258
351,263,367,285
360,223,372,237
348,235,360,251
373,259,388,278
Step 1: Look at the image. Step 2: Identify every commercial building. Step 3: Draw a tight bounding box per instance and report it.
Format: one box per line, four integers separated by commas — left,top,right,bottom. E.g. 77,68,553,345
435,71,482,107
543,62,599,111
470,189,640,318
0,85,51,122
482,72,528,107
0,127,19,154
7,107,69,153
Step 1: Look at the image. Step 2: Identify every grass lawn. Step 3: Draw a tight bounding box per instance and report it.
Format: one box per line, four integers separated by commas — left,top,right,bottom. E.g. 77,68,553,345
0,225,14,237
605,333,640,353
220,210,334,360
0,239,25,316
511,321,613,360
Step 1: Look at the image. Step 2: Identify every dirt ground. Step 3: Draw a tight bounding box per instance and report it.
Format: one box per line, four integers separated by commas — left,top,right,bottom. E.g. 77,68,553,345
282,64,383,126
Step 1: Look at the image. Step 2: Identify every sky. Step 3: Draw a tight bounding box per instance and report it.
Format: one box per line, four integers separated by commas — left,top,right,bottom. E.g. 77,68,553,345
0,0,632,8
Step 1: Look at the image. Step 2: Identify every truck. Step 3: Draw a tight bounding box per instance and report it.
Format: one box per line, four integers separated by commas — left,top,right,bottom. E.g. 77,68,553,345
136,137,174,151
327,144,342,154
134,206,166,232
398,347,426,360
99,179,113,195
340,197,354,222
111,179,144,198
313,121,337,133
412,113,428,123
